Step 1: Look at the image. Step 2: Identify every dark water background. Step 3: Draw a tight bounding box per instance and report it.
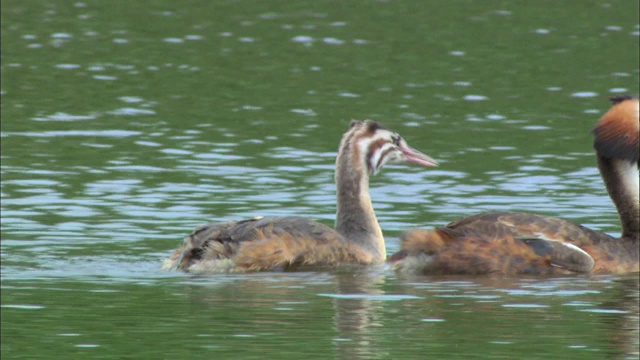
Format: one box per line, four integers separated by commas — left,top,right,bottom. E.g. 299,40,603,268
2,1,639,359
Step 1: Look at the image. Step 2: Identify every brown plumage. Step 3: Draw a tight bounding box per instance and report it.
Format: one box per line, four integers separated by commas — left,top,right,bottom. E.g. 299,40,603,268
163,120,438,273
593,95,639,164
391,96,639,275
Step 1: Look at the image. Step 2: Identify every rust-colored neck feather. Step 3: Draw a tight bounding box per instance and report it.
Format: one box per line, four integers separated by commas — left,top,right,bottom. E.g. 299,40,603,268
334,121,386,262
593,97,640,241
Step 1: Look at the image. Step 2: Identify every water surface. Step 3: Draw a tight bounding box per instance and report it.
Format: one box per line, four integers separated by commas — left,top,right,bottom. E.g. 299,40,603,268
2,1,639,359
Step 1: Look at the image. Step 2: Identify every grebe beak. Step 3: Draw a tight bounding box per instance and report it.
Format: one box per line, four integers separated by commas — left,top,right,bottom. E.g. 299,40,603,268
400,142,438,167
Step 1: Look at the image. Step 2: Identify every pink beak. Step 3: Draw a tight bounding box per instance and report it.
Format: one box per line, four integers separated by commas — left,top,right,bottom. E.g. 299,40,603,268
400,143,438,167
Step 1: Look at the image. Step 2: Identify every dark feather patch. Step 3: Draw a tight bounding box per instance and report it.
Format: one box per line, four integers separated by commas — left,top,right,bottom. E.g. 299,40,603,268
364,120,386,134
349,120,362,128
519,237,553,257
517,238,595,272
609,95,637,105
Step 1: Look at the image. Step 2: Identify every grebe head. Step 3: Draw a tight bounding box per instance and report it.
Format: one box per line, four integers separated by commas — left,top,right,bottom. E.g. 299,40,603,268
340,120,438,176
593,96,639,166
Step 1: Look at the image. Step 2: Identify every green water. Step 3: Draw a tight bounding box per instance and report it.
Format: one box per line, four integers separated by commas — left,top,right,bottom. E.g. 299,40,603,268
2,1,639,359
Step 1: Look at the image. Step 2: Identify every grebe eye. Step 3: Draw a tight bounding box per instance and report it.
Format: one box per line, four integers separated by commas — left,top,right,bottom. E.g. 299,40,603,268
392,135,401,146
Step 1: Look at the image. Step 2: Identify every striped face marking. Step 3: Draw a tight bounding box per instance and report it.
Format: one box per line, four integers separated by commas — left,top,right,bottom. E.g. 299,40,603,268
347,120,437,175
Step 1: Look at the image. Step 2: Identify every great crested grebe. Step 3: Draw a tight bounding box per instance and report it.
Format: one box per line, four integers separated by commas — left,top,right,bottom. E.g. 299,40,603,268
163,120,438,273
391,96,639,275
